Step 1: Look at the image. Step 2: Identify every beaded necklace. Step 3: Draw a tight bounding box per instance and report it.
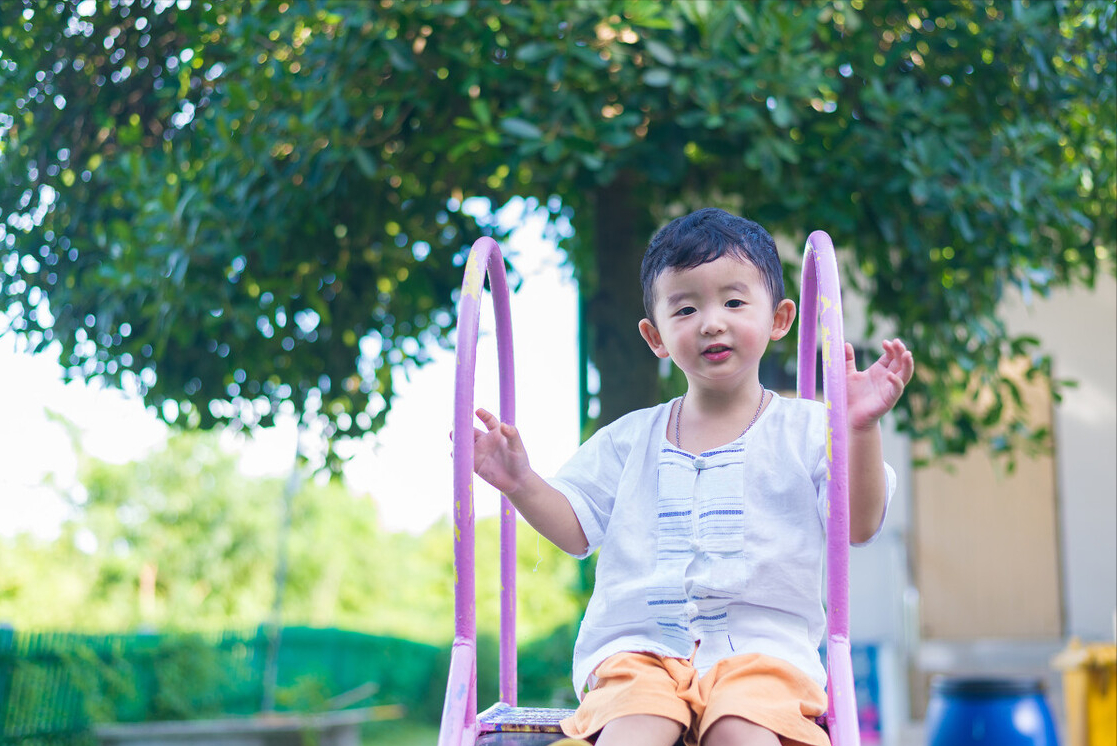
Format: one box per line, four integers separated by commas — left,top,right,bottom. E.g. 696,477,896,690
674,389,769,449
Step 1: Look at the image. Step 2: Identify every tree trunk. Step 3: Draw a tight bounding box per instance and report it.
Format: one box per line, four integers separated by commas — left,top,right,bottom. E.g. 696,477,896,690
261,424,304,712
586,172,661,429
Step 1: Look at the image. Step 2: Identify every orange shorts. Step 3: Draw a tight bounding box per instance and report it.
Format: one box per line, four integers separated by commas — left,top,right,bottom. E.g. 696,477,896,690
561,651,830,746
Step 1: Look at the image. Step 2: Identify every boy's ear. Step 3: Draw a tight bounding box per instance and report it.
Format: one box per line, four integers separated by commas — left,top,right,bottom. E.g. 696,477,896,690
769,299,797,341
638,318,671,359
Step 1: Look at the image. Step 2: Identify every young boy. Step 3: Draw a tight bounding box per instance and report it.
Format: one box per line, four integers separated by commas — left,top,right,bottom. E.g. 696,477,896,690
471,208,914,746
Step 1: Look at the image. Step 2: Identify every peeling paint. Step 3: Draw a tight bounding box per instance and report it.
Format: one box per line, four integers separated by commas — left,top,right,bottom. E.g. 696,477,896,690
461,253,484,301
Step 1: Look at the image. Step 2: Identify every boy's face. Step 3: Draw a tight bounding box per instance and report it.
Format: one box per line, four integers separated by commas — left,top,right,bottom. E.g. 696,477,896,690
638,255,795,392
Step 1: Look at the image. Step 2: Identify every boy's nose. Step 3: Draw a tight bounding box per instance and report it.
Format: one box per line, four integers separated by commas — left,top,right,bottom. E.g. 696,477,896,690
700,311,726,335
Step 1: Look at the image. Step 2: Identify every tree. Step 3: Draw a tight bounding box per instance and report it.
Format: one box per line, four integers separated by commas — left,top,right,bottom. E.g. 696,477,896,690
0,428,583,640
1,0,1113,459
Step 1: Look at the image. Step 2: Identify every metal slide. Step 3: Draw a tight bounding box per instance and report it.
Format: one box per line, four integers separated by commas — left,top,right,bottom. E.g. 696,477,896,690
439,232,862,746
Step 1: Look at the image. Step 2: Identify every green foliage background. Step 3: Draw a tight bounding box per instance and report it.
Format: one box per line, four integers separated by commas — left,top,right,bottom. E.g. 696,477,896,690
0,429,584,730
0,431,584,645
1,0,1112,462
3,625,571,734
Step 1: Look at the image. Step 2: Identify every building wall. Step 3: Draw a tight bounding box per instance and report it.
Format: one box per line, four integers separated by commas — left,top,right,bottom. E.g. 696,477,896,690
842,269,1115,737
1003,274,1117,641
846,272,1116,644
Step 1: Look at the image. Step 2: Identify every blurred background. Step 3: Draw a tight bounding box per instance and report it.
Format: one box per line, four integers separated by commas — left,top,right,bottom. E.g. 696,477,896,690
1,1,1113,745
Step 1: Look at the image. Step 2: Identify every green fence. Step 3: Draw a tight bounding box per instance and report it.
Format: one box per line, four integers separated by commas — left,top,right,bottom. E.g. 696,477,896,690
0,627,92,746
0,626,445,745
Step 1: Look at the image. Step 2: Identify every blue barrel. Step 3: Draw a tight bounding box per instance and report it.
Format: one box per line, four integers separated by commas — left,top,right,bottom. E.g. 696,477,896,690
926,676,1060,745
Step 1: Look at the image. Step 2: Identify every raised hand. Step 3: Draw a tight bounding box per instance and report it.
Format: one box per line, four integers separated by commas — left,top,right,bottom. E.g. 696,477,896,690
845,339,914,431
471,408,533,496
468,409,589,555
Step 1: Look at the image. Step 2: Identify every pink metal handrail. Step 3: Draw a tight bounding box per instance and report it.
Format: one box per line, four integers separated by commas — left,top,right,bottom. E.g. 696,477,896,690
440,237,518,746
797,230,860,746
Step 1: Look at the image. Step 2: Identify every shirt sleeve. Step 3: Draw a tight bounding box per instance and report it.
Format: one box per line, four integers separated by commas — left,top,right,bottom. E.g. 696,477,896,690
545,422,628,559
853,461,895,547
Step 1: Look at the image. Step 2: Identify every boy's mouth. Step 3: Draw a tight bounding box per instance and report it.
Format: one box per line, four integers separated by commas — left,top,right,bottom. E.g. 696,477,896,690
702,344,732,361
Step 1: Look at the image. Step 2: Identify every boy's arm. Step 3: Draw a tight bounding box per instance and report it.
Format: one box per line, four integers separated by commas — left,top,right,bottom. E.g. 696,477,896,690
847,422,890,544
844,340,914,544
502,470,589,556
472,408,589,556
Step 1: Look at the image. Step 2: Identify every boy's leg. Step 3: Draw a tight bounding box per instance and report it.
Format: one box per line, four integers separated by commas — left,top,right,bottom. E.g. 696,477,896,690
594,714,684,746
700,716,780,746
562,653,692,743
694,654,829,746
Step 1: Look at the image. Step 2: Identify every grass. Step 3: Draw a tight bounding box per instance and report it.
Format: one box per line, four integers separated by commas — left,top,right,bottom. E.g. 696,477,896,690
363,718,440,745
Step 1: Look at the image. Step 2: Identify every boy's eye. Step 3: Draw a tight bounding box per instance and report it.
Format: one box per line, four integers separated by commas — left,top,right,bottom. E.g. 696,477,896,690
676,306,696,316
726,299,745,308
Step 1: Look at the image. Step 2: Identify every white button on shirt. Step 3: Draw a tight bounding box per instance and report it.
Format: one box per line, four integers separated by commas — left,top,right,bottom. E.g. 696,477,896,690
548,393,894,697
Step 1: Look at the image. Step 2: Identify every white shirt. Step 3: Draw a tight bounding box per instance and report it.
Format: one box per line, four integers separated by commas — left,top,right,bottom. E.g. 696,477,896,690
548,392,893,696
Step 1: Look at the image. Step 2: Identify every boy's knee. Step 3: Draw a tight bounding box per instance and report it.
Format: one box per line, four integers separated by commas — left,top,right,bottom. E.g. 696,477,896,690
701,715,780,746
595,714,684,746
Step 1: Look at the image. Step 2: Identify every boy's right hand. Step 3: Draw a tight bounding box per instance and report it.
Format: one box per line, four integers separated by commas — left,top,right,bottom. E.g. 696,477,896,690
468,408,591,557
471,408,532,496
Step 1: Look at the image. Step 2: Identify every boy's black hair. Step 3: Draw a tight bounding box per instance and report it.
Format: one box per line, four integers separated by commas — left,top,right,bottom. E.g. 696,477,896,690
640,207,785,321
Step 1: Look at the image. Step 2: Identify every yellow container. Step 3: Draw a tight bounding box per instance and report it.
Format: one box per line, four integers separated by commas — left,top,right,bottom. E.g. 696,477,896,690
1053,639,1117,746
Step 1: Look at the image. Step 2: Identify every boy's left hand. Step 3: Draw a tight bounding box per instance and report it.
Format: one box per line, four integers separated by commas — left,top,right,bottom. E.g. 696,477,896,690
845,339,914,431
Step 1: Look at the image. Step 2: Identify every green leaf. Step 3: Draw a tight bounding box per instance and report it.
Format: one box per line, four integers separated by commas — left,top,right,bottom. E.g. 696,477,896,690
470,99,492,128
625,2,677,30
569,44,608,69
578,152,604,170
546,55,566,84
500,117,543,139
383,40,414,72
542,140,565,163
515,42,552,63
768,98,796,128
448,135,481,160
641,68,672,87
644,39,677,66
436,0,470,17
352,148,378,178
